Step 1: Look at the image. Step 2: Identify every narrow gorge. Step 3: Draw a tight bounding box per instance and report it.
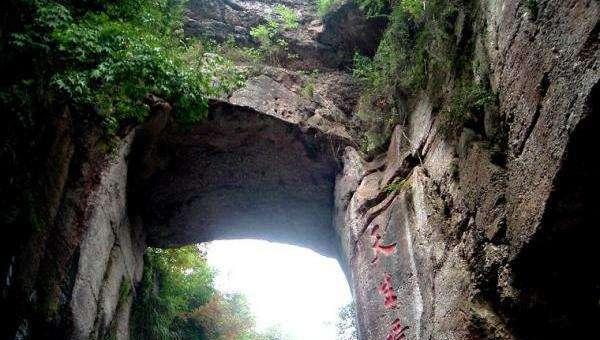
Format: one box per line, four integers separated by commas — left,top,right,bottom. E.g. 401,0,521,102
1,0,597,339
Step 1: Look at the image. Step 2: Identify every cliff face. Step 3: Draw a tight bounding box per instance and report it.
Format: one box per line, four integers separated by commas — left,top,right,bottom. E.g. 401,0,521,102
335,1,598,339
1,0,597,339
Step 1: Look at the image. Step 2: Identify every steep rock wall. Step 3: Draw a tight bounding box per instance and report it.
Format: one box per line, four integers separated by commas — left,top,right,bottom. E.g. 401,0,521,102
1,1,597,339
334,0,598,339
1,113,145,340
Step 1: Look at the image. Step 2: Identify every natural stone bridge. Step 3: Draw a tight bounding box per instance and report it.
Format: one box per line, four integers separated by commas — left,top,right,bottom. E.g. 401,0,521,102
1,1,597,340
135,100,343,257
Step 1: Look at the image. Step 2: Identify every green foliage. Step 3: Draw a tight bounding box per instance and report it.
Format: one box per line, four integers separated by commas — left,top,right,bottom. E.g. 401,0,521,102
118,279,132,307
131,246,288,340
383,178,408,193
336,302,358,340
353,0,494,152
400,0,425,18
356,0,390,16
274,4,300,29
131,246,216,340
439,80,494,136
300,70,320,99
316,0,341,16
249,5,299,64
200,37,262,72
2,0,243,136
190,292,259,340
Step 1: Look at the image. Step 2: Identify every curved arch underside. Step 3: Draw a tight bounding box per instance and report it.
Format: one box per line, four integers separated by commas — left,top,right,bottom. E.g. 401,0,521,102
136,102,343,257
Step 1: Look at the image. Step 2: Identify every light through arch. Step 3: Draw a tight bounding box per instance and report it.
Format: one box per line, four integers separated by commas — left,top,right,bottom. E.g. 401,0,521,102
204,239,353,340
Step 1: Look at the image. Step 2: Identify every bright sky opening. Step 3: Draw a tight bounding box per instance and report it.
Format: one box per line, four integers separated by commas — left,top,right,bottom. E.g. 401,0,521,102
204,239,353,340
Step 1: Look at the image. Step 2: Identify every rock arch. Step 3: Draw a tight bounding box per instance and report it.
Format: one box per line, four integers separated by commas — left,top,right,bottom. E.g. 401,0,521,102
130,100,347,257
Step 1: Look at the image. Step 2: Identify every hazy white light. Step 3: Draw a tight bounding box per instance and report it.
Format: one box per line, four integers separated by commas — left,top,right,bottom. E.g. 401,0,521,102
204,239,353,340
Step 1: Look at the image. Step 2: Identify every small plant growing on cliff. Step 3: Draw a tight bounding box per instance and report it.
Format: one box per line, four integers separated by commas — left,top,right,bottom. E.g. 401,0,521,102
300,70,320,99
274,4,300,29
439,81,495,136
384,178,408,193
250,21,288,64
249,5,299,64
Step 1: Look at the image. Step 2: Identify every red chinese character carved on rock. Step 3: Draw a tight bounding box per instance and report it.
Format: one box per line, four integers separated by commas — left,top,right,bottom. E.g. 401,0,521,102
370,225,397,264
378,273,398,309
386,318,409,340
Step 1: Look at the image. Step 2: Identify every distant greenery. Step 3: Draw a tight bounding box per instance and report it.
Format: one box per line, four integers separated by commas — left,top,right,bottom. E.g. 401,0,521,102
2,0,243,135
131,246,292,340
249,4,299,64
131,246,215,340
316,0,341,16
336,302,358,340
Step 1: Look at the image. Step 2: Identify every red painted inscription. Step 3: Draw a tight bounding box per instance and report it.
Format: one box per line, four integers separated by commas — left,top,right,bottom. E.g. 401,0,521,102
378,273,398,308
386,319,409,340
370,225,396,264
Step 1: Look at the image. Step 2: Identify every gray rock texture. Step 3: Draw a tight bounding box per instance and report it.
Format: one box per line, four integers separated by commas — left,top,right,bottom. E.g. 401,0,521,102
135,101,343,256
333,1,599,339
69,133,145,340
2,0,597,339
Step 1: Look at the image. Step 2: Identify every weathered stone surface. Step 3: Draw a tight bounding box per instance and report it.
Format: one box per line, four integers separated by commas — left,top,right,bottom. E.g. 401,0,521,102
3,1,596,339
135,102,343,257
334,1,598,339
316,0,388,67
69,133,145,340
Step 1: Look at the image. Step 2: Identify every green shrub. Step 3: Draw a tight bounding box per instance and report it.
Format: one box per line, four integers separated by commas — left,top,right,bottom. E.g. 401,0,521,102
274,4,300,29
247,5,300,64
249,21,286,64
316,0,341,16
439,81,494,136
3,0,243,135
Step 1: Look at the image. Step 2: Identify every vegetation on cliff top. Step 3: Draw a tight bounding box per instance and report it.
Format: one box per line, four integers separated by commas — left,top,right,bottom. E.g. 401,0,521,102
2,0,243,135
0,0,243,249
